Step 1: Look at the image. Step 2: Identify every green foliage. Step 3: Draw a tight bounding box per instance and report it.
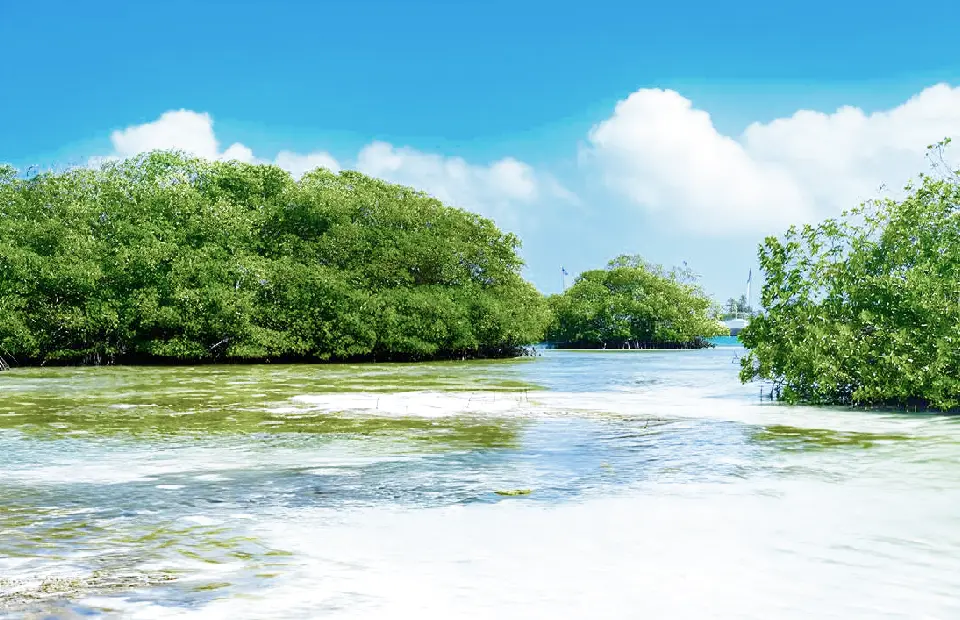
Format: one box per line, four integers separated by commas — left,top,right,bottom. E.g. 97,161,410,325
740,140,960,410
0,152,549,366
545,255,726,348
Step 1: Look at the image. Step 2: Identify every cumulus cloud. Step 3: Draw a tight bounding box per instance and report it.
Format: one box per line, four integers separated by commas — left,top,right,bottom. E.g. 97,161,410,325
96,109,339,176
92,110,566,225
89,84,960,239
586,84,960,236
110,110,231,160
356,141,548,223
273,151,341,179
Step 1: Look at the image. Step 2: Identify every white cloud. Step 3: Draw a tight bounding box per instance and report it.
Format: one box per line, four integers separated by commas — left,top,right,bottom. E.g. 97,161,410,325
274,151,341,179
220,142,256,164
90,84,960,240
586,84,960,236
356,141,549,223
97,109,339,176
111,110,221,160
92,111,565,225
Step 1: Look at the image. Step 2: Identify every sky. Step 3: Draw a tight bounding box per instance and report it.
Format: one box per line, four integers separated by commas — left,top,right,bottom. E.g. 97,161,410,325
3,0,960,302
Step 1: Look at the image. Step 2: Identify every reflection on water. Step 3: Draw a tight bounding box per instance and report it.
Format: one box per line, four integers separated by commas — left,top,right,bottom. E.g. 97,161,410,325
1,349,960,618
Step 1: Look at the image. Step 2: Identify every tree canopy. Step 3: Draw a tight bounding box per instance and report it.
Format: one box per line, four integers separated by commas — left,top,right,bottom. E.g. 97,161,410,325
0,152,550,367
740,140,960,409
545,255,726,348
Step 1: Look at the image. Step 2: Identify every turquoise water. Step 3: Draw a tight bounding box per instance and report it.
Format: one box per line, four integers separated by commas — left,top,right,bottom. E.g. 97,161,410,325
708,335,741,347
2,348,959,618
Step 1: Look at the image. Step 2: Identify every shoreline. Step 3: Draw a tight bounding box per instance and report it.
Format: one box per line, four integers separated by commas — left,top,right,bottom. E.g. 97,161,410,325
0,345,749,372
0,347,540,372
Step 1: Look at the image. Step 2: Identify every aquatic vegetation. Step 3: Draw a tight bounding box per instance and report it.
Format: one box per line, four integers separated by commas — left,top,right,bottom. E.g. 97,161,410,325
0,399,523,447
750,425,914,451
545,255,727,349
0,153,550,368
0,364,527,450
0,572,178,612
741,140,960,410
0,487,295,616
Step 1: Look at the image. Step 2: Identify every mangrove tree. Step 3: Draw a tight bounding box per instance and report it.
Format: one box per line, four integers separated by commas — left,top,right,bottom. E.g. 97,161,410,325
740,140,960,409
0,151,550,366
545,255,726,349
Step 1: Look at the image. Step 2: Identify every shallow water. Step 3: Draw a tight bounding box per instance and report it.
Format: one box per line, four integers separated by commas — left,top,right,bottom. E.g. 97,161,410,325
2,346,959,618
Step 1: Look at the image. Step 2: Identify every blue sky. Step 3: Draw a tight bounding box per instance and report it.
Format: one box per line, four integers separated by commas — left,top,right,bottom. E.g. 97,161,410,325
4,0,960,301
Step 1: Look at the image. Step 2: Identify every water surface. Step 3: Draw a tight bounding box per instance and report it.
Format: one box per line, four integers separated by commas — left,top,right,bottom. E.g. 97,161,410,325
2,347,959,618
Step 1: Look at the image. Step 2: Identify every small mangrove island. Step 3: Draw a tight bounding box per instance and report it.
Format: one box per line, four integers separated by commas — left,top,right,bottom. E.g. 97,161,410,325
545,255,727,349
0,152,551,366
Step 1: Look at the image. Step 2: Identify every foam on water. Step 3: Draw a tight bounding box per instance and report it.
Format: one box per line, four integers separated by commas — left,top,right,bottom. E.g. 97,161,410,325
289,389,951,438
80,479,960,619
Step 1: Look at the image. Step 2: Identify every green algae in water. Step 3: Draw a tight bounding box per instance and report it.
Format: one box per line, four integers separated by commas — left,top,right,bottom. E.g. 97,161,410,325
0,490,294,614
192,581,233,592
0,364,529,449
0,360,543,401
751,425,915,451
263,549,295,557
0,400,522,448
0,571,178,611
494,489,532,496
